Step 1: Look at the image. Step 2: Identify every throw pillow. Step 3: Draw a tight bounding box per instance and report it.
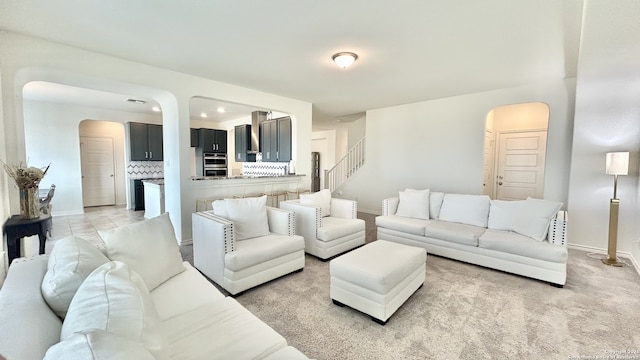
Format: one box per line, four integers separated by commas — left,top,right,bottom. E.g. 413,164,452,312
488,198,563,241
98,213,185,291
300,189,332,217
41,235,110,318
438,194,491,228
211,199,228,218
429,192,445,219
224,195,270,240
396,189,430,220
44,329,156,360
61,261,168,359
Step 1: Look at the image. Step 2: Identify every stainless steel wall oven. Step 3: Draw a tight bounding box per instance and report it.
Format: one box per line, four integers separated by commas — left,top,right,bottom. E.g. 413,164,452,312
203,153,227,177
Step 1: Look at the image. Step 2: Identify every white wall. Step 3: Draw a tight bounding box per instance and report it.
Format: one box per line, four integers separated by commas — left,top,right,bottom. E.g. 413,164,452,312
23,100,161,215
339,79,575,214
568,0,640,264
0,31,312,242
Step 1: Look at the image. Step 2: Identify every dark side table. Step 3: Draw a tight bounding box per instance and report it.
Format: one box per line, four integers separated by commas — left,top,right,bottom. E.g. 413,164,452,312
2,214,52,265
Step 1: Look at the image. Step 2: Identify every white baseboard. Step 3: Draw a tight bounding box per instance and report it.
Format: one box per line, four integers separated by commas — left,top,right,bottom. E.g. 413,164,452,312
52,209,84,216
568,243,640,276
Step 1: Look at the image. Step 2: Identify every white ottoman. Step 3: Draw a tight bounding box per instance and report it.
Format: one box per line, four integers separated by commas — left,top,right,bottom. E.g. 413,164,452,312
329,240,426,324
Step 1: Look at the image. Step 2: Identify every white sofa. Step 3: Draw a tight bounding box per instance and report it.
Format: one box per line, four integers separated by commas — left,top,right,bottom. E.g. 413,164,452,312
280,189,366,260
192,196,305,295
376,190,568,286
0,213,309,360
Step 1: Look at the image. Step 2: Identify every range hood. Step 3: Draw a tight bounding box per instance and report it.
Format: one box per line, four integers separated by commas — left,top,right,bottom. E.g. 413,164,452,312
249,111,268,153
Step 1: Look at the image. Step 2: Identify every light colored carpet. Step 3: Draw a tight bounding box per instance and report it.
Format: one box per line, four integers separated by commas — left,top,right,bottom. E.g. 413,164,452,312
183,213,640,360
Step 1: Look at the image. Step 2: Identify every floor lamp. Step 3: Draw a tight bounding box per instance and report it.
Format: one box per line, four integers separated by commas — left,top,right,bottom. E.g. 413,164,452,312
602,151,629,267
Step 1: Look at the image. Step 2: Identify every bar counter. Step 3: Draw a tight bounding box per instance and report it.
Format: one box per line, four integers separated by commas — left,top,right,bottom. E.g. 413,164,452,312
187,174,308,211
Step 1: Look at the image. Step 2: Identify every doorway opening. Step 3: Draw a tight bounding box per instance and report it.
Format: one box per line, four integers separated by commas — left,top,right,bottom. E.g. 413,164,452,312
79,120,126,207
483,102,549,200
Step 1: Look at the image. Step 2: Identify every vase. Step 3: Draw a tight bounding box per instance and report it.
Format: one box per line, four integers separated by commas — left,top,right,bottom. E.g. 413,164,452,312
19,187,40,219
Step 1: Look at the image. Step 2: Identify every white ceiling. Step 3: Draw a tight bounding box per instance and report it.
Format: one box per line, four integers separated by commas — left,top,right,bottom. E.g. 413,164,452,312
1,0,583,128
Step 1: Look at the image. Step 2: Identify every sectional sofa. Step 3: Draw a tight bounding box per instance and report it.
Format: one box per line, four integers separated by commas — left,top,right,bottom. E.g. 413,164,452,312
0,213,309,360
376,189,568,286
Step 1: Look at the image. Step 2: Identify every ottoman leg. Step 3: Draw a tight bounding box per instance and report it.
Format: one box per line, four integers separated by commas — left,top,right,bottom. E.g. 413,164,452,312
332,299,345,307
371,316,388,326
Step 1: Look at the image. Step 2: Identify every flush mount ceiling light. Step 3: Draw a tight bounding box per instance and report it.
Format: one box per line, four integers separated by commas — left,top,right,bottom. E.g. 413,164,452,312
332,52,358,69
200,112,208,118
217,107,225,113
152,106,161,112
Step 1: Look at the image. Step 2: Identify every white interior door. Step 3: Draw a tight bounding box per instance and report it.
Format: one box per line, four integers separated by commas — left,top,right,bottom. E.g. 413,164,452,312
495,131,547,200
81,137,116,207
482,129,495,197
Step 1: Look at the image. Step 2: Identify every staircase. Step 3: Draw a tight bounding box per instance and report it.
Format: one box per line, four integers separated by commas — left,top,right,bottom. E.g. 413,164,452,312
325,137,365,193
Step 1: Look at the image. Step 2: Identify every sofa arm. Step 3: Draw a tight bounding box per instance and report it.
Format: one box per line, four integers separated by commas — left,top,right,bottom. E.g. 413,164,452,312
0,255,62,360
330,198,358,219
192,211,236,286
548,210,568,246
281,200,322,242
266,206,296,236
382,197,399,216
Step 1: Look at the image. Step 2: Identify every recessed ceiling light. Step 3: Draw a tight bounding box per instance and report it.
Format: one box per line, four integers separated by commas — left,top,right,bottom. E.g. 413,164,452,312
332,52,358,69
200,112,208,118
152,106,161,112
217,107,225,113
126,98,146,104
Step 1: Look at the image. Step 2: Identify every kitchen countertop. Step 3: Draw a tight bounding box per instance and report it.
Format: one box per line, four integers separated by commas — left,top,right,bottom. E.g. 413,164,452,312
141,179,165,185
190,174,304,181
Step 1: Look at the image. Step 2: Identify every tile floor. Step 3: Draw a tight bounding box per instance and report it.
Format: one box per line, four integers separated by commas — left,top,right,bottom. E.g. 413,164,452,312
39,205,147,255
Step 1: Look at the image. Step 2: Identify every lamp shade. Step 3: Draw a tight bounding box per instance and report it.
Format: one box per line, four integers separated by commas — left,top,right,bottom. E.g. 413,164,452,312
605,152,629,175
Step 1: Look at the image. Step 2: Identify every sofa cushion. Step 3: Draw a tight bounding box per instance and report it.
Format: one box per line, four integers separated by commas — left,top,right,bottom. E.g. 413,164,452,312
150,262,226,320
488,198,562,241
396,189,430,220
479,229,568,263
317,217,366,242
224,195,270,240
211,199,228,218
424,220,486,246
300,189,332,217
162,298,287,360
44,329,155,360
99,213,186,291
225,234,305,271
41,235,110,318
438,194,490,228
61,261,168,359
375,215,428,236
429,192,445,220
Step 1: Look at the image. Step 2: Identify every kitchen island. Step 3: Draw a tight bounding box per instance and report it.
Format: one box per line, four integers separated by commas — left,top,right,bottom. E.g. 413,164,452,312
142,179,165,218
189,174,306,210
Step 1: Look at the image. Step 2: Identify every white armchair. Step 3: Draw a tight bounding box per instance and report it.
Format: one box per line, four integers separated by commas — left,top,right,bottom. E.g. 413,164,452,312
192,201,305,296
280,190,365,260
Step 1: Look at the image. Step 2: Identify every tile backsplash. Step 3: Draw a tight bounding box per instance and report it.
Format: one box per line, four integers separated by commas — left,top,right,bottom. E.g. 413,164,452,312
127,161,164,179
242,162,289,176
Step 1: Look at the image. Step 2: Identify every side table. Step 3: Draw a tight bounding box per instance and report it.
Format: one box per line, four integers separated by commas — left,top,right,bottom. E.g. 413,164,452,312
2,214,52,265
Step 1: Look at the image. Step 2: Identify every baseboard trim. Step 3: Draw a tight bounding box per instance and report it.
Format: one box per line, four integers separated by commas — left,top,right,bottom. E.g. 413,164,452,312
568,243,640,276
51,209,84,216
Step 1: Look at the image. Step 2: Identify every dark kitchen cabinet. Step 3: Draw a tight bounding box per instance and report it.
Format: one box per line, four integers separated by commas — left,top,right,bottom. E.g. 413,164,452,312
199,129,227,153
128,122,163,161
234,124,255,162
260,117,291,162
190,128,200,147
132,179,145,211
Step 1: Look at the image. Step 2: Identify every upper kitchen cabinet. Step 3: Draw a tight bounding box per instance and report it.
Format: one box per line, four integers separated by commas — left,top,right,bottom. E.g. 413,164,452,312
234,124,256,162
128,122,163,161
200,129,227,153
190,128,200,147
260,116,291,162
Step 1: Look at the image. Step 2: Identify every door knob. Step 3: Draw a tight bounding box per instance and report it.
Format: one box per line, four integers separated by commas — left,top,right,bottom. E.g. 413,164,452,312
498,182,503,185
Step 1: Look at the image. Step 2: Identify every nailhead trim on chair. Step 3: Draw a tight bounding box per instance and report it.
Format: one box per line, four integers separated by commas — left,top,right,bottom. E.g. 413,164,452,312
287,212,296,236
